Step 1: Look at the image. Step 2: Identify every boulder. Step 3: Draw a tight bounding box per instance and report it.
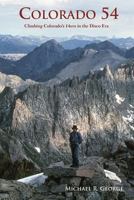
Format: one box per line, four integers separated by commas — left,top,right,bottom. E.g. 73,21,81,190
49,161,65,168
84,192,101,200
60,177,81,186
0,179,34,200
128,179,134,187
44,165,97,178
50,184,67,193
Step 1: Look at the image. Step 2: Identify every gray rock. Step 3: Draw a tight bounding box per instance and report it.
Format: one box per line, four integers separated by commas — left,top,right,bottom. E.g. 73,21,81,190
50,184,66,193
85,192,101,200
65,192,73,198
128,179,134,187
49,161,65,168
60,177,81,186
44,165,96,178
0,179,34,200
0,72,36,94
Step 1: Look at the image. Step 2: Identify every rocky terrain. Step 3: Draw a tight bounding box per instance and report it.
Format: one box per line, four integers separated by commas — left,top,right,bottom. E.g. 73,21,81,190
0,38,134,199
0,63,133,176
42,145,134,200
0,139,134,200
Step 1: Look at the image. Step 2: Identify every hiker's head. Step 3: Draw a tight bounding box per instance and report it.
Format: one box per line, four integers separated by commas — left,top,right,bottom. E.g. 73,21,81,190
72,125,78,132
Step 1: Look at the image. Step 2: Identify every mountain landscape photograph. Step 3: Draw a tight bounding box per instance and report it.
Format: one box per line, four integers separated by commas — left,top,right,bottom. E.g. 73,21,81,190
0,0,134,200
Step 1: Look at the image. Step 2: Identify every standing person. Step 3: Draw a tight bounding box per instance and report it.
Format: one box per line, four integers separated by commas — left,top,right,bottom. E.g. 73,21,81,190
69,125,83,167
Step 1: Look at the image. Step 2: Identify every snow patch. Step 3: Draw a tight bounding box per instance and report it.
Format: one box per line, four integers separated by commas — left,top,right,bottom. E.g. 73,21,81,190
35,147,41,153
122,116,133,123
129,125,134,131
122,109,134,124
129,104,134,109
115,94,125,104
17,173,47,187
104,169,121,183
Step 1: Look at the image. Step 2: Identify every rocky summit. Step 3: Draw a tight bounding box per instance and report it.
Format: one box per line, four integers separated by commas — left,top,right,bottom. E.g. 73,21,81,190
0,143,134,200
43,160,128,200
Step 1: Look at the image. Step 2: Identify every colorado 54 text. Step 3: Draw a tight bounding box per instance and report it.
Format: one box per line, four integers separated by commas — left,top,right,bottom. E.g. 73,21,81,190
19,7,119,20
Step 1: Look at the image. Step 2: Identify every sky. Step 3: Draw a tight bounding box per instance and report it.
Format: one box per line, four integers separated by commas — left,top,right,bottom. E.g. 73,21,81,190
0,0,133,38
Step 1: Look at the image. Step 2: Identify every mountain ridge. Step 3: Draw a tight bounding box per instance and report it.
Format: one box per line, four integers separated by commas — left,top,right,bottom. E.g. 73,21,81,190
0,63,133,167
0,34,134,53
0,39,131,82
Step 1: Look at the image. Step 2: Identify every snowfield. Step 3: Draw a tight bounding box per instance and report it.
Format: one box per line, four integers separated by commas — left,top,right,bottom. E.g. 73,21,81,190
104,170,122,183
17,173,47,187
0,53,26,61
115,94,125,104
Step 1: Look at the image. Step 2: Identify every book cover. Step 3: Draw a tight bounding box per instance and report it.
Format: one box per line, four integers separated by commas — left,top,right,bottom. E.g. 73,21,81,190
0,0,133,200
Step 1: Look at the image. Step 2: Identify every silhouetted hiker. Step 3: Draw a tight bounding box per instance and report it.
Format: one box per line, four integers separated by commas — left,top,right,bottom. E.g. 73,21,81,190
69,125,82,167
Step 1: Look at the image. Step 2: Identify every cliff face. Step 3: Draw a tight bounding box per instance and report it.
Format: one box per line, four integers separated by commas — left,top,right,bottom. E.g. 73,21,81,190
0,64,133,175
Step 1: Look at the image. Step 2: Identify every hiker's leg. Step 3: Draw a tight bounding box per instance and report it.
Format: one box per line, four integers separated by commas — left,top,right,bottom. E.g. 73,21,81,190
73,146,79,166
71,146,75,166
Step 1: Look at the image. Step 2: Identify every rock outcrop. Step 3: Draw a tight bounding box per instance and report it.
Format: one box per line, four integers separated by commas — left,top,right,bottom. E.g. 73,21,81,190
0,72,36,94
42,141,134,200
0,179,34,200
0,163,127,199
43,164,124,200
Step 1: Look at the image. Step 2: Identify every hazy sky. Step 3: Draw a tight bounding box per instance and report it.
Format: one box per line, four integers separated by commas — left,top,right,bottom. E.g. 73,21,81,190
0,0,133,37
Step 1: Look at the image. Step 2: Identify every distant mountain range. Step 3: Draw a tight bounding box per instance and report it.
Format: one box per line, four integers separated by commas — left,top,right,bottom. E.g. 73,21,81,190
0,34,134,54
62,37,134,50
0,35,38,53
60,39,100,49
0,39,134,83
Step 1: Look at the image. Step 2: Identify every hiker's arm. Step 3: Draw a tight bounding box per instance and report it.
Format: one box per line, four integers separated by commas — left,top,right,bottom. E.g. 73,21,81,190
78,132,83,144
69,134,71,143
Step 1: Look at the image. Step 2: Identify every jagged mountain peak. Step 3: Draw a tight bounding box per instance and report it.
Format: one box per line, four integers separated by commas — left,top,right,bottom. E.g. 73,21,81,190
103,64,114,79
15,39,66,80
99,40,117,47
26,39,64,56
114,61,134,81
40,39,64,50
43,39,60,45
85,40,112,49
